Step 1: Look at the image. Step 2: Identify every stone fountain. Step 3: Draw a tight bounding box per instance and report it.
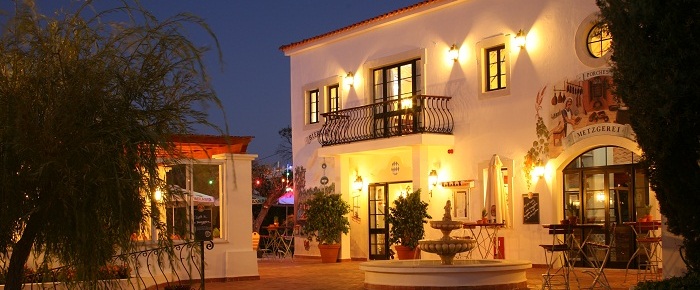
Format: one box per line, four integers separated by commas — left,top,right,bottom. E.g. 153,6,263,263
418,200,476,265
360,200,532,289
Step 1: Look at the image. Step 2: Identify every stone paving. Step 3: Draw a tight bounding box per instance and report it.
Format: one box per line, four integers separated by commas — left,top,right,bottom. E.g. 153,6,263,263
206,259,644,290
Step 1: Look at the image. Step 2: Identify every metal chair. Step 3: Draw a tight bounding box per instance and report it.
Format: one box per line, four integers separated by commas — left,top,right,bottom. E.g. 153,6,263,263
253,232,273,259
582,223,616,289
625,220,662,282
540,224,574,289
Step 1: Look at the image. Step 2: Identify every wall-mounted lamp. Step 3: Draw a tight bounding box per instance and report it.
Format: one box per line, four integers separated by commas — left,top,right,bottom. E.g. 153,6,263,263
428,170,438,196
448,44,459,62
154,188,163,203
514,29,527,49
353,175,364,192
533,166,545,179
344,72,354,87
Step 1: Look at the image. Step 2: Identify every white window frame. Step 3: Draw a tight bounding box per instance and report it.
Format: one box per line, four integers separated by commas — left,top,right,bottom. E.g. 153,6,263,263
302,76,343,131
575,13,613,68
476,34,512,99
159,159,226,241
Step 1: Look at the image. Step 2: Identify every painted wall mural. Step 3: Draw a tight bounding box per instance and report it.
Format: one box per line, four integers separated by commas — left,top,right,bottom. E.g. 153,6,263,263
524,68,636,187
546,68,636,158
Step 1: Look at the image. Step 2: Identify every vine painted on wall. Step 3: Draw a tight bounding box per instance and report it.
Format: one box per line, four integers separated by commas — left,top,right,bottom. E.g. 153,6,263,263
524,86,549,190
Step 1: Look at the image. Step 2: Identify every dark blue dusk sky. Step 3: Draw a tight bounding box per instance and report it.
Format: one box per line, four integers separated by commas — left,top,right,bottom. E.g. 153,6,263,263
6,1,420,164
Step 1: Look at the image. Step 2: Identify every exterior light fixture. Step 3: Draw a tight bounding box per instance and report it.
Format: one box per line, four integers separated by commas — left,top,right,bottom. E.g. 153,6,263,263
428,170,438,196
533,166,545,178
514,29,527,49
353,175,364,192
448,44,459,62
344,72,354,87
154,188,163,203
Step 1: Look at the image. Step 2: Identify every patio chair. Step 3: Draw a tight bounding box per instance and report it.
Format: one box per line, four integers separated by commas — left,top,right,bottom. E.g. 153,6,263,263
582,223,616,290
253,232,272,259
540,224,574,289
625,220,662,282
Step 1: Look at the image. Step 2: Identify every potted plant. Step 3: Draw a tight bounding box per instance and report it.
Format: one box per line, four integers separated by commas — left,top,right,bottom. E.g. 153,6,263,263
639,204,653,222
478,208,488,224
302,184,350,263
567,201,579,225
386,189,431,260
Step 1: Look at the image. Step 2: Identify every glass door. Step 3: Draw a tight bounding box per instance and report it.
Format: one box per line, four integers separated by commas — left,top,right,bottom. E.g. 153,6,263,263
368,184,389,260
563,146,648,269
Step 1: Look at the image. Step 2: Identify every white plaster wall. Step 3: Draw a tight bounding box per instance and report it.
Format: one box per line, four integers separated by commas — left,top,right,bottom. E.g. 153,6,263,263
287,0,621,265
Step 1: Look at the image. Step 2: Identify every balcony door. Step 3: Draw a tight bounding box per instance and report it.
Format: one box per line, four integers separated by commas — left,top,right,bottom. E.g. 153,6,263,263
372,59,421,137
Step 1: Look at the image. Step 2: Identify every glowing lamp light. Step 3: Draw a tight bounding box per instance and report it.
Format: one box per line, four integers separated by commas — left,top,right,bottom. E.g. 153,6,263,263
429,170,438,187
344,72,354,87
353,176,364,192
448,44,459,62
154,189,163,202
514,29,527,49
400,98,413,109
428,170,438,197
533,166,545,178
596,192,605,202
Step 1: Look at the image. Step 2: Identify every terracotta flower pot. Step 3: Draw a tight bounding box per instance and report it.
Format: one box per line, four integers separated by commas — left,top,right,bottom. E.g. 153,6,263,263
394,245,421,260
318,243,341,263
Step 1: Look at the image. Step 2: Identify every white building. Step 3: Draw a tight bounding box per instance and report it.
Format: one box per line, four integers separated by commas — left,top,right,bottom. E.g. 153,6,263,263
281,0,684,276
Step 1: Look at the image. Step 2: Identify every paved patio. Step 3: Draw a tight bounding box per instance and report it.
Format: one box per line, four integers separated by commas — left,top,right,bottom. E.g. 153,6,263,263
207,258,643,290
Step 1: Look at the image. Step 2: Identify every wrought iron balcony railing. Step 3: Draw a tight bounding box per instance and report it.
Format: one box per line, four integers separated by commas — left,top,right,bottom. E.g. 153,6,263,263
319,95,453,146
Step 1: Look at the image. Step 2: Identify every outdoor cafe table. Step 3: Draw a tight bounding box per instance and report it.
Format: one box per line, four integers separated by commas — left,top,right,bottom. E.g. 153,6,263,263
264,225,293,258
461,222,505,259
542,223,604,266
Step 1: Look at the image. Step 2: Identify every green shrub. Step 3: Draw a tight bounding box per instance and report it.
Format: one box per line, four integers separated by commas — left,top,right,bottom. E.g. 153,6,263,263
635,272,700,289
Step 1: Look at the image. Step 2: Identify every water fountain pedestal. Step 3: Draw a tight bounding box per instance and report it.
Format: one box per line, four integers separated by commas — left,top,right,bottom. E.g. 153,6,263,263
360,200,532,289
417,200,475,265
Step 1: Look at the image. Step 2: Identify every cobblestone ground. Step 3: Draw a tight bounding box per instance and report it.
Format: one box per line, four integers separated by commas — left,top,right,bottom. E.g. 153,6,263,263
206,259,643,290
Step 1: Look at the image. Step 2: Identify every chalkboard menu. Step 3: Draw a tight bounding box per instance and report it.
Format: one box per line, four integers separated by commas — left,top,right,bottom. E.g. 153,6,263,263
194,205,213,241
523,193,540,224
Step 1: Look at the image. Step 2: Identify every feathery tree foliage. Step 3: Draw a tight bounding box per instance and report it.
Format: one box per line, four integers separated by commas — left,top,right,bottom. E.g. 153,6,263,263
597,0,700,272
0,1,222,289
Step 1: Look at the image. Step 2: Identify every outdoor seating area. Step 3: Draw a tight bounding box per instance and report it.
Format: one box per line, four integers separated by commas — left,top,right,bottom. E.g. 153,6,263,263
259,224,295,260
539,223,616,289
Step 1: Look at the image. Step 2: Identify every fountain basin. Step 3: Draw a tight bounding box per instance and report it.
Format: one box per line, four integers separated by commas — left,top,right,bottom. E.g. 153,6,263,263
360,259,531,289
429,220,464,231
418,239,475,255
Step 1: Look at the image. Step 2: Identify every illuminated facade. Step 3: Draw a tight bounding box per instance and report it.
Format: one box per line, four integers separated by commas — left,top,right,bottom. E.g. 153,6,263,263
281,0,683,276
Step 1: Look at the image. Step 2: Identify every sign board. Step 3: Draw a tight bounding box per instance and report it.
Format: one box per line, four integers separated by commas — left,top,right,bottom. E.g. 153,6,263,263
523,193,540,224
441,180,475,188
194,205,213,241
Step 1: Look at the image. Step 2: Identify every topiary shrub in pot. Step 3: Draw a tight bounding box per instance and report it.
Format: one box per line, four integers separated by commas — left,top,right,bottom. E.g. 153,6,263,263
302,184,350,263
386,189,431,259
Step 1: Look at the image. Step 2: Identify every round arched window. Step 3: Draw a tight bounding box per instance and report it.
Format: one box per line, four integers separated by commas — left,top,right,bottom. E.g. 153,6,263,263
587,23,612,58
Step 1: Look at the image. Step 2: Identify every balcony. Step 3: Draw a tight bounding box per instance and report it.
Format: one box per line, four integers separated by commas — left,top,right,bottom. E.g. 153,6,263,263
319,95,453,146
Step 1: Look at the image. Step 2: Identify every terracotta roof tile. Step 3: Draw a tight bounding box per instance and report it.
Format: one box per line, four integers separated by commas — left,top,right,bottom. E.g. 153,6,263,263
279,0,445,53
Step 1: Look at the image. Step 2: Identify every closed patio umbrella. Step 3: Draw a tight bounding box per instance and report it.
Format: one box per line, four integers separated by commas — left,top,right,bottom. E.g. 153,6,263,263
485,154,506,226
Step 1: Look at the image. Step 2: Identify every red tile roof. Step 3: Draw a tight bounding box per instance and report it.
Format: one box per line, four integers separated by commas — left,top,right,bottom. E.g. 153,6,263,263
279,0,446,53
170,134,253,159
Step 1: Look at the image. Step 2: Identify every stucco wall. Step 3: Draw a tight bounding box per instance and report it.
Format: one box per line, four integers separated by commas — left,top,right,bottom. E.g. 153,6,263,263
286,0,659,267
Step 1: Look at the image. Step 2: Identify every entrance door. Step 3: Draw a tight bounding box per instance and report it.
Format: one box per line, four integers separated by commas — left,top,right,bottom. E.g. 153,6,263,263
368,184,389,260
563,146,648,268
